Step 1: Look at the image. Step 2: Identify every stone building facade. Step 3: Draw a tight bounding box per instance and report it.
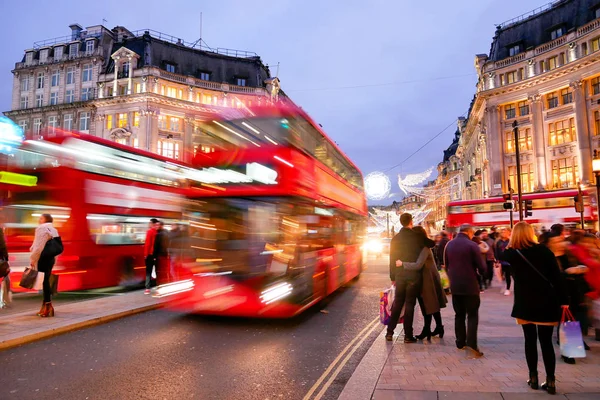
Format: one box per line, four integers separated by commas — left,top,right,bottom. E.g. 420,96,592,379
474,0,600,196
5,24,283,163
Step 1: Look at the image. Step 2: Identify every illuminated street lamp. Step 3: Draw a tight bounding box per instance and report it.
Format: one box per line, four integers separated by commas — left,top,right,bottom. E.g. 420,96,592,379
593,150,600,230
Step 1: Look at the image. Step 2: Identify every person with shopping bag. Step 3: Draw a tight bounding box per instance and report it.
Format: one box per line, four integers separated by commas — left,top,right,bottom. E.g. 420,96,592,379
501,222,567,395
29,214,61,318
399,226,447,341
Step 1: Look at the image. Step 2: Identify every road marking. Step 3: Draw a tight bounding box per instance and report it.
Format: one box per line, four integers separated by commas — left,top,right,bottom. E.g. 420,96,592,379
313,318,382,400
302,316,380,400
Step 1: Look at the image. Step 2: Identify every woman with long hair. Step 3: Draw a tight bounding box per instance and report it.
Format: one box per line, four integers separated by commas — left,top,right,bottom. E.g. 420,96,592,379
397,226,447,341
501,222,567,395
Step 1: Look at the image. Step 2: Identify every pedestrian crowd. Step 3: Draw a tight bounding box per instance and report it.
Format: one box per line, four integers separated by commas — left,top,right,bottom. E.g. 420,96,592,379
385,213,600,395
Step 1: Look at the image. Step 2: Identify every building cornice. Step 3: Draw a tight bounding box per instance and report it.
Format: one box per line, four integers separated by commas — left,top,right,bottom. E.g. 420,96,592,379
4,102,95,117
480,51,600,99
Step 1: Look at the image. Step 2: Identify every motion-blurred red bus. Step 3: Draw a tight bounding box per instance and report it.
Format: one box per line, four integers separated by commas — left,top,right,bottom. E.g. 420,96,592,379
2,129,193,291
446,189,596,230
160,104,368,317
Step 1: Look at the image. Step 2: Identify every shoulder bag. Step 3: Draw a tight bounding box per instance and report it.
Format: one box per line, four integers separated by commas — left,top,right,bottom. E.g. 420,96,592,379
516,249,554,289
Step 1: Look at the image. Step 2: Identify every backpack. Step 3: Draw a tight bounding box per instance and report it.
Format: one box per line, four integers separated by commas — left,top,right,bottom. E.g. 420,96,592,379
41,236,64,258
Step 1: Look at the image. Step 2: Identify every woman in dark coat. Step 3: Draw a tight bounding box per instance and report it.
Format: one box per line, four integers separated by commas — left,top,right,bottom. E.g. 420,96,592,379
501,222,568,395
399,226,448,340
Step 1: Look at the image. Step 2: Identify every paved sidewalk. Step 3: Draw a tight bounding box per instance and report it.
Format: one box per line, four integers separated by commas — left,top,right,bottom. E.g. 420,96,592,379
0,290,166,350
341,288,600,399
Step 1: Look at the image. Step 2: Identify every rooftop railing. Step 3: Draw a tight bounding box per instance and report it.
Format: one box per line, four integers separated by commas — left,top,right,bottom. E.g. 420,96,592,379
496,0,566,30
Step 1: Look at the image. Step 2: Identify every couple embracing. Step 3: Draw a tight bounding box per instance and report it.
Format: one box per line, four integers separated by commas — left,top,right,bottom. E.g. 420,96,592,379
386,213,447,343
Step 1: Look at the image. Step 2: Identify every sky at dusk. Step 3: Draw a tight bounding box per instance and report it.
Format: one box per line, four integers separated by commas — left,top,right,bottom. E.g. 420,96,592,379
0,0,547,202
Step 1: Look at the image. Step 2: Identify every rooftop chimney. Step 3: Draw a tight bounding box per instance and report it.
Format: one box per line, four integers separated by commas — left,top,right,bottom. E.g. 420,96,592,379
69,23,83,40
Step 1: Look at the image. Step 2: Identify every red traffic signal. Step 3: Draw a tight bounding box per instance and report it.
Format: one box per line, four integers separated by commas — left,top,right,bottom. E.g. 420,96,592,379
502,193,511,201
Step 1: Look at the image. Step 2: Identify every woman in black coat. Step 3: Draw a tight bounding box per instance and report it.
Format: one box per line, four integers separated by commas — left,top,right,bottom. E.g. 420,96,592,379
501,222,568,395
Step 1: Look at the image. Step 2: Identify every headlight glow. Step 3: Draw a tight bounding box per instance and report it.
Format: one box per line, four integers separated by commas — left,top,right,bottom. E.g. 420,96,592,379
366,239,383,253
152,279,194,298
260,282,293,304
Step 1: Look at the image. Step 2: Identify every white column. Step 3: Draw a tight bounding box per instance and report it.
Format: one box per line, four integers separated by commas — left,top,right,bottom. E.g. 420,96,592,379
572,80,592,183
127,57,133,95
113,57,119,96
529,94,547,190
486,105,503,196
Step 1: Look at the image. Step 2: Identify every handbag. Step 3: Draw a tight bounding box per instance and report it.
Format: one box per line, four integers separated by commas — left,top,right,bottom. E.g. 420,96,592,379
0,259,9,278
559,307,586,358
19,267,39,289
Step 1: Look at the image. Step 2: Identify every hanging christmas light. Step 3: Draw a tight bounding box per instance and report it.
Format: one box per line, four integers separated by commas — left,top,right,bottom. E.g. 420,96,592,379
397,167,434,195
365,171,391,200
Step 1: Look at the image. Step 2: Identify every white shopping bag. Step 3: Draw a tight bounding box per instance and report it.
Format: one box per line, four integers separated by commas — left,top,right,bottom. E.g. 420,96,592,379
33,270,45,291
386,285,395,315
151,266,157,279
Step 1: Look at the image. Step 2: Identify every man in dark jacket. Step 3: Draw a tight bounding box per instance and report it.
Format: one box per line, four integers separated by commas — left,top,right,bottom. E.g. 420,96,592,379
154,221,170,284
386,213,424,343
444,224,486,357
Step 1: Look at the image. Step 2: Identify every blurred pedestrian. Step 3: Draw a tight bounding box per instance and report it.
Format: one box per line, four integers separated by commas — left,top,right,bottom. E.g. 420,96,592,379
495,227,512,296
144,218,159,294
434,231,449,270
0,221,10,308
501,222,567,395
489,226,499,241
481,229,496,288
540,231,590,364
154,221,170,284
444,224,486,357
168,223,186,281
472,230,489,292
398,226,447,341
30,214,60,318
386,213,424,343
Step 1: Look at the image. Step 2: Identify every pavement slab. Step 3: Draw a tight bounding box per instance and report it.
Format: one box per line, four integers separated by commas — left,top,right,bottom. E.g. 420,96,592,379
340,287,600,399
0,290,165,350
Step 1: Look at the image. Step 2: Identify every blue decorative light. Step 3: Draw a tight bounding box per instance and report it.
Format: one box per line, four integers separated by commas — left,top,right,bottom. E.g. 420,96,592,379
0,116,24,155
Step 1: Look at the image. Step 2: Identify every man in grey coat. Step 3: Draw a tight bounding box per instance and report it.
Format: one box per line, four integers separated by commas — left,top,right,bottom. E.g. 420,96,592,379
444,224,487,357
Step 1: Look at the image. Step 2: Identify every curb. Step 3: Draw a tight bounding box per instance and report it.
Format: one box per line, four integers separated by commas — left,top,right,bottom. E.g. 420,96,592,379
0,302,164,351
338,330,395,400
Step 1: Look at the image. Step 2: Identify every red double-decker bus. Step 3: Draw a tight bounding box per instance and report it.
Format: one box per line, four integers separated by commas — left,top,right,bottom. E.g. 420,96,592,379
160,104,368,317
446,189,596,230
2,129,194,291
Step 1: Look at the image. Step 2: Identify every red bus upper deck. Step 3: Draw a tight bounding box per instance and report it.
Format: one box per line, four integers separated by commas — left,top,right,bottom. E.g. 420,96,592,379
162,103,368,317
3,129,196,291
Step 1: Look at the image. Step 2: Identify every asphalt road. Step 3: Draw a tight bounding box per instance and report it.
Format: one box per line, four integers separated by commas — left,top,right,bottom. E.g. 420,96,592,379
0,255,391,400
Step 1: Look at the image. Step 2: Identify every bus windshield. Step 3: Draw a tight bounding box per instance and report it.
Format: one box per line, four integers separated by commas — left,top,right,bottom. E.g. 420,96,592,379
187,197,318,276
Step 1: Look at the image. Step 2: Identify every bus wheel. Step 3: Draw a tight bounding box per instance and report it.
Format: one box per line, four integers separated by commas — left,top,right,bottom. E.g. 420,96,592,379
118,256,137,287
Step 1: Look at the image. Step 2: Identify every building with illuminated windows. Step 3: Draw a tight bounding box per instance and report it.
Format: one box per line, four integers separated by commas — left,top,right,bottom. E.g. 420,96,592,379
5,24,284,162
472,0,600,196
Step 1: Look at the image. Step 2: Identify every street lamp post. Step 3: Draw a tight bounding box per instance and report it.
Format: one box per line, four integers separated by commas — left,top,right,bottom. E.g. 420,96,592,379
593,150,600,231
512,121,524,221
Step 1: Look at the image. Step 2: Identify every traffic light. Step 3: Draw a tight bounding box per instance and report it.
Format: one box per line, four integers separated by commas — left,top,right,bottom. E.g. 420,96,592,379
574,195,583,213
524,199,533,217
502,193,514,210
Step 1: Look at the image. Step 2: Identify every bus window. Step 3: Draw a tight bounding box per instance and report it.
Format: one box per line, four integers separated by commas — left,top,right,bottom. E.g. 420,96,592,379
2,204,71,244
87,214,181,245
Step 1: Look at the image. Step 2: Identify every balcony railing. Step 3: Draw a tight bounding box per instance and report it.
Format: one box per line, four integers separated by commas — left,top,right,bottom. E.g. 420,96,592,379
159,70,187,83
534,35,567,55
